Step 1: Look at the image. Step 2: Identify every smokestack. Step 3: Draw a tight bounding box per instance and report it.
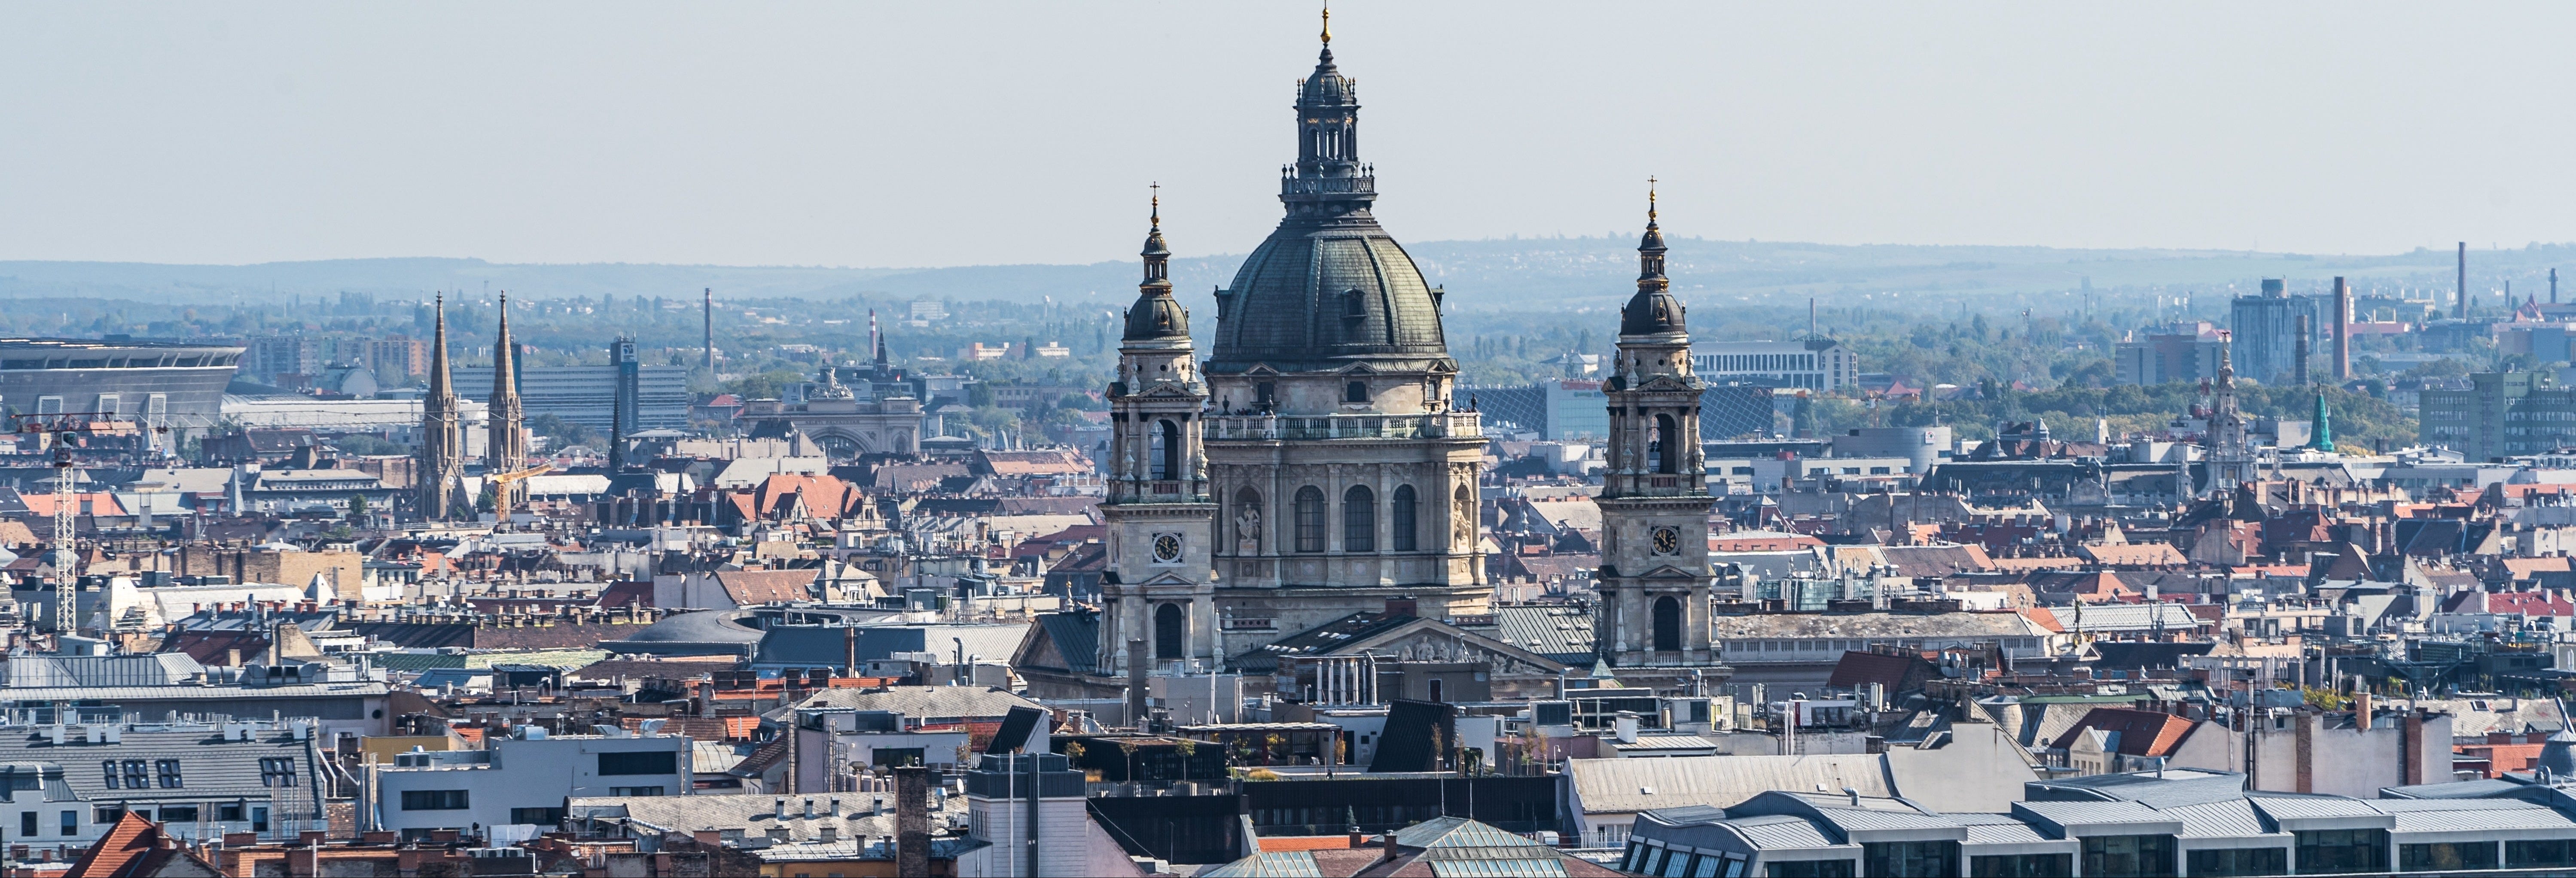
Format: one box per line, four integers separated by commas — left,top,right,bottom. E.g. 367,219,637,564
894,766,930,878
2555,268,2561,305
2332,276,2350,380
702,288,714,369
1126,638,1148,729
2458,242,2468,319
2294,314,2309,387
1808,297,1817,338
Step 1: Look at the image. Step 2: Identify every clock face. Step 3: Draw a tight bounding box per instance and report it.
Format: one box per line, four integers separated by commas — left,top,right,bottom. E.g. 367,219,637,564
1152,533,1184,564
1651,526,1681,556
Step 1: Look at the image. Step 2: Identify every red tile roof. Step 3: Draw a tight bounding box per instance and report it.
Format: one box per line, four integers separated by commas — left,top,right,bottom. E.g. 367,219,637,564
713,569,816,605
2050,707,2200,757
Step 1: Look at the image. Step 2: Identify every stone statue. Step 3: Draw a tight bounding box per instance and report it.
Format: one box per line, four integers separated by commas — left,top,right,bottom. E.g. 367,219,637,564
1235,507,1262,554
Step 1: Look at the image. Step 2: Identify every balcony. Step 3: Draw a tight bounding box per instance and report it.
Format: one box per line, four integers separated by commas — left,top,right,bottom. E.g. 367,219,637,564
1279,175,1376,197
1204,413,1482,442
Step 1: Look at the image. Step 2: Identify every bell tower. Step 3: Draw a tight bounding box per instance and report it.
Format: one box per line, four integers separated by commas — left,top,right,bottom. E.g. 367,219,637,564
1098,189,1220,674
1597,183,1717,668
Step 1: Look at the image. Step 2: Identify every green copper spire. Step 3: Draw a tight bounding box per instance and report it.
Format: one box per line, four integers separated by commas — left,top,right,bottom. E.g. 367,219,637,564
2311,390,2333,451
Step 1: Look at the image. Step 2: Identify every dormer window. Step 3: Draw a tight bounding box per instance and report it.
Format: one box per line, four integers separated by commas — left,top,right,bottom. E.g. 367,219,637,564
1342,289,1368,320
1345,382,1370,404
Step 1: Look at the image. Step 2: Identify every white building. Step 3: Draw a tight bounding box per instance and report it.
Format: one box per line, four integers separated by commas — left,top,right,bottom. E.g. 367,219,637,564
370,724,693,837
1691,340,1860,391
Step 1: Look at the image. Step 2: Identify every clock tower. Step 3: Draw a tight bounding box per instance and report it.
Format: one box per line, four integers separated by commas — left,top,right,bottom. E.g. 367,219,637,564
1596,185,1719,668
1098,191,1221,674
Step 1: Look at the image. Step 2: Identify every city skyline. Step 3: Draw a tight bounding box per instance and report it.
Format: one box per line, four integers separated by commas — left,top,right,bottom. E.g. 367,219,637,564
5,3,2574,268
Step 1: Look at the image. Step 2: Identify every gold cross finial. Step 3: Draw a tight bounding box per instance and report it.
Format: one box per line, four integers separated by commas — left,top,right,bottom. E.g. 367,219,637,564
1321,3,1332,44
1648,176,1659,222
1150,182,1161,227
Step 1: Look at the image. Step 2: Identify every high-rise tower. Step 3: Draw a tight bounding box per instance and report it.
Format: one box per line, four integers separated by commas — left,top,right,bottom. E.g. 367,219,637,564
487,292,528,510
417,295,466,520
1595,185,1717,668
1201,12,1489,638
1097,191,1219,674
2203,331,2256,494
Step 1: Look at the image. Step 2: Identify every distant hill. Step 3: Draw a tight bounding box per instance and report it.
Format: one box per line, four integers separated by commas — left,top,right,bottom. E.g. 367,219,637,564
5,237,2570,310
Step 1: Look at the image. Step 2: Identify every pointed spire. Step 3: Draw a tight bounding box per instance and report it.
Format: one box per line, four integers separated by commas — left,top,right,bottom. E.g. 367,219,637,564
491,292,518,403
427,293,453,401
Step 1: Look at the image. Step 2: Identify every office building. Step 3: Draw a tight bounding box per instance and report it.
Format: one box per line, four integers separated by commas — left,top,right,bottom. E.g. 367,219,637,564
1690,339,1860,391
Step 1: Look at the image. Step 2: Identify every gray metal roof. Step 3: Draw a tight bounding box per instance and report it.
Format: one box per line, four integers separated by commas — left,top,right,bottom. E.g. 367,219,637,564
0,726,326,817
1570,754,1892,814
2160,799,2281,839
2373,798,2576,834
1491,604,1596,665
782,687,1039,723
1201,851,1325,878
0,681,390,703
1727,814,1844,850
2013,799,2186,835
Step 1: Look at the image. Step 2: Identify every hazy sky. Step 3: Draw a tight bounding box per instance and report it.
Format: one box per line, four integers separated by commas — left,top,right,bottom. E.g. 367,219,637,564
5,3,2573,268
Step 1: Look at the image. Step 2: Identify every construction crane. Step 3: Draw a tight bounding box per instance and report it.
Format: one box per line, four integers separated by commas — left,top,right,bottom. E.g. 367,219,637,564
15,413,158,635
480,463,554,520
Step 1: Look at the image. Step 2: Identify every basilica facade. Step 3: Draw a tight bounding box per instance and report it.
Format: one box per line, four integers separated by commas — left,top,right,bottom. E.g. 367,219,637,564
1026,16,1730,700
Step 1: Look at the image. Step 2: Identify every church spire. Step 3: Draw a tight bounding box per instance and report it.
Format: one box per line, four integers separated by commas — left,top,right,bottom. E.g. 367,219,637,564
487,293,528,510
1125,185,1187,342
1620,179,1684,337
490,292,518,404
418,293,463,520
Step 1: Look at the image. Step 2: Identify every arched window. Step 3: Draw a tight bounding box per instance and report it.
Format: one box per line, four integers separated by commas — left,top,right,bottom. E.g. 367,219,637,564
1345,382,1370,404
1343,485,1376,553
1294,487,1327,553
1155,603,1185,660
1652,595,1683,652
1151,419,1180,480
1233,487,1263,553
1390,485,1418,552
1654,413,1680,475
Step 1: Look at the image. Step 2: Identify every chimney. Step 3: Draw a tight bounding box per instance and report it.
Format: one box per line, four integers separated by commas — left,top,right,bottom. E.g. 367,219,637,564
896,766,931,878
2294,314,2309,386
2332,276,2351,380
2458,242,2469,319
1382,829,1400,863
774,798,787,820
1126,638,1149,729
2355,690,2373,734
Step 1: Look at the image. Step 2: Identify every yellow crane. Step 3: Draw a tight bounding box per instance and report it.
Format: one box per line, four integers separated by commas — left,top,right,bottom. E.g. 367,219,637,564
480,463,554,518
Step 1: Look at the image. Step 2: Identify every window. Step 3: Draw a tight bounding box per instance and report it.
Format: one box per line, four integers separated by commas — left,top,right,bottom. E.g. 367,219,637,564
1155,603,1186,660
2511,839,2576,869
1763,860,1856,878
155,759,182,788
2184,848,2285,877
509,807,566,825
871,747,926,768
259,757,297,787
1652,596,1683,652
597,750,678,776
1390,485,1417,552
17,811,31,838
1624,843,1651,873
251,806,268,834
100,761,119,790
1344,381,1369,404
218,803,244,823
1732,466,1754,475
402,790,470,811
1294,487,1326,553
2080,833,2175,878
1863,841,1960,878
121,761,147,791
2399,841,2495,872
610,786,665,797
1653,414,1679,474
1343,485,1375,552
2294,828,2387,874
1662,849,1695,877
60,811,75,836
1149,419,1180,480
1971,853,2073,878
156,805,198,823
